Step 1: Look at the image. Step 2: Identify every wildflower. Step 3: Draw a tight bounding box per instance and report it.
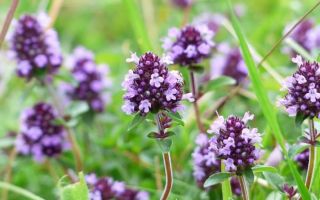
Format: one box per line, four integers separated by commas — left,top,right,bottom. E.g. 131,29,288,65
162,25,214,66
210,43,247,84
282,184,297,200
122,52,184,115
279,55,320,118
85,174,149,200
208,112,261,173
15,102,69,162
9,13,62,80
295,149,309,171
193,13,225,34
171,0,193,9
65,47,111,113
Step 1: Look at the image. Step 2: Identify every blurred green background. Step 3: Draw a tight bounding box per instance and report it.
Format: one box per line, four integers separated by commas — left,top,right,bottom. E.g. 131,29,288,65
1,0,320,199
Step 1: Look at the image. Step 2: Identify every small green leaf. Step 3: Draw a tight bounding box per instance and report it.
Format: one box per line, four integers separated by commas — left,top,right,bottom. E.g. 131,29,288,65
165,131,176,137
243,167,254,185
156,138,172,153
205,76,236,91
263,172,284,190
67,102,89,117
59,172,89,200
295,112,308,127
166,111,184,126
288,144,309,159
128,114,146,132
203,172,232,188
252,165,278,173
189,65,204,73
147,132,158,138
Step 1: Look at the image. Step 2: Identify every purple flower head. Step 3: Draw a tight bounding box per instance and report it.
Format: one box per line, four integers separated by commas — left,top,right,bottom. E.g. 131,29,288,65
9,13,63,80
208,112,261,173
65,47,111,113
162,25,214,66
171,0,193,9
193,13,225,34
284,19,320,55
122,52,184,115
192,134,220,187
210,43,247,84
294,149,309,171
278,55,320,118
15,102,69,162
85,174,149,200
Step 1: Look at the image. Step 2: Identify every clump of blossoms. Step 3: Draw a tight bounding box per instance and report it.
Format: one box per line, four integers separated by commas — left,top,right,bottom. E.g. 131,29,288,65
284,19,320,55
192,133,220,187
278,55,320,118
122,52,184,115
9,13,63,80
192,13,225,34
210,43,247,84
171,0,192,9
208,112,261,173
162,25,214,66
295,149,309,170
65,47,111,113
15,102,69,162
85,174,149,200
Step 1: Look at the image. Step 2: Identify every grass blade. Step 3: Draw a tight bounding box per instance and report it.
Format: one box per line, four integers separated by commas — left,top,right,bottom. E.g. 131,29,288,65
226,1,310,199
122,0,153,52
0,182,45,200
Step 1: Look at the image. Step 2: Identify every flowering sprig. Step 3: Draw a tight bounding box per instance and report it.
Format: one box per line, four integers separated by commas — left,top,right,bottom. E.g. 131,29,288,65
9,13,63,81
65,46,111,113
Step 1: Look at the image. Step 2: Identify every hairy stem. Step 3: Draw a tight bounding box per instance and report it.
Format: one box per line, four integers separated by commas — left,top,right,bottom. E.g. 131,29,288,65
238,175,250,200
160,152,173,200
0,0,19,48
46,84,83,172
1,148,17,200
305,118,316,189
155,113,173,200
189,71,205,133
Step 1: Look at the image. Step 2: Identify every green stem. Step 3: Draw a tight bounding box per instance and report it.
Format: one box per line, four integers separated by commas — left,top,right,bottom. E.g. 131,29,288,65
238,175,250,200
305,119,316,189
0,182,45,200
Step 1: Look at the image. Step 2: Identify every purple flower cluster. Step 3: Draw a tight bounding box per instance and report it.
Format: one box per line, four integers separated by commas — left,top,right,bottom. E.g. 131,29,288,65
9,13,63,80
278,55,320,118
192,134,220,187
122,52,184,115
208,112,261,173
284,19,320,55
162,25,214,66
171,0,193,9
65,47,111,113
294,149,309,170
85,174,149,200
15,102,69,162
193,13,225,34
210,43,247,84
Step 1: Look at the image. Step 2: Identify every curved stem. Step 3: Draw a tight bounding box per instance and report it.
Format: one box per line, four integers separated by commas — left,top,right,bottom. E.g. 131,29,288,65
1,147,17,200
0,182,44,200
160,152,173,200
305,119,316,189
238,175,250,200
189,71,205,133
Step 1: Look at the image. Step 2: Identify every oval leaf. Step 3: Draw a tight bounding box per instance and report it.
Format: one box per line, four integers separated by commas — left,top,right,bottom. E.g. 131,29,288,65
128,114,146,132
252,165,278,173
295,112,308,127
203,172,232,188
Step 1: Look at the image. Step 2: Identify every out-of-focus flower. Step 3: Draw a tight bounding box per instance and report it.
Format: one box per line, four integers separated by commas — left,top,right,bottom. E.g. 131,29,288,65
65,47,111,113
162,25,214,66
85,174,149,200
210,43,247,84
15,102,69,162
122,52,184,115
278,55,320,118
208,112,261,173
171,0,193,9
9,13,63,80
294,149,309,170
192,133,220,187
192,13,225,34
231,177,241,196
284,19,320,55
